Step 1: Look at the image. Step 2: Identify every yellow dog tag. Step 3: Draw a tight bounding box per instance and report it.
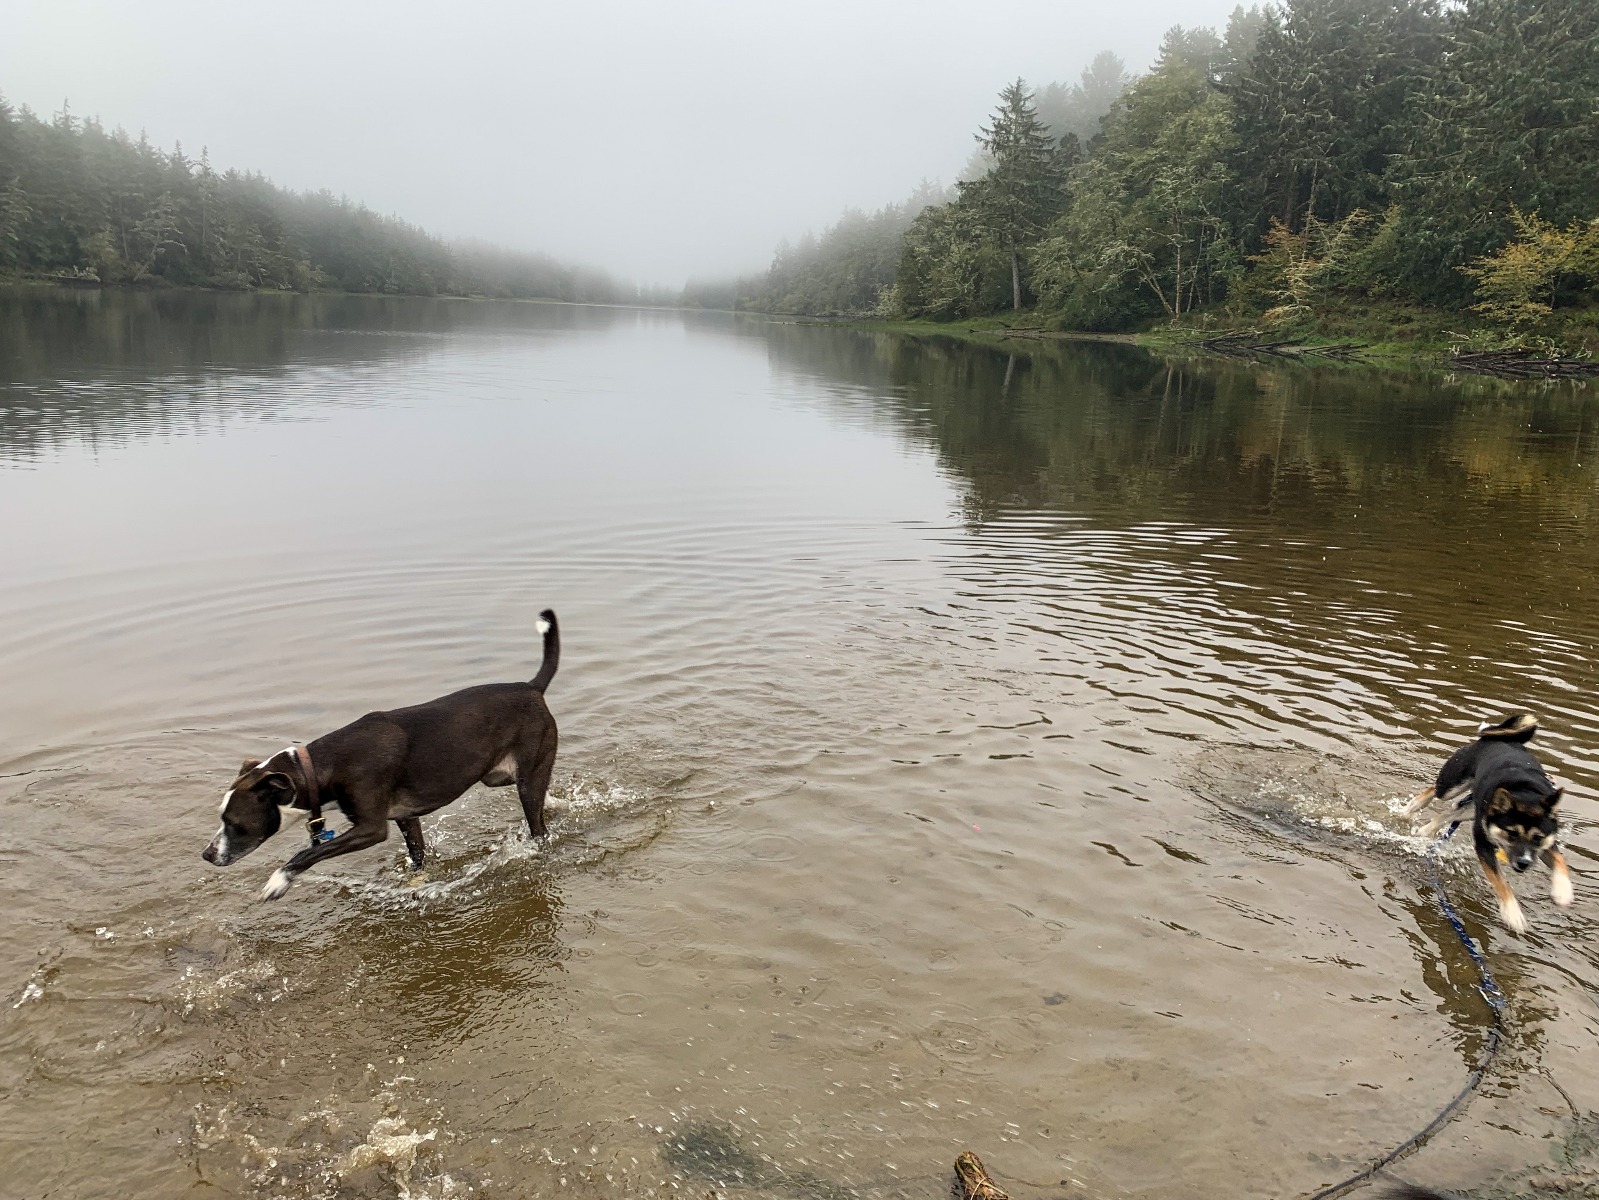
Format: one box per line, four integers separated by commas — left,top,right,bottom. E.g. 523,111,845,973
1495,848,1509,865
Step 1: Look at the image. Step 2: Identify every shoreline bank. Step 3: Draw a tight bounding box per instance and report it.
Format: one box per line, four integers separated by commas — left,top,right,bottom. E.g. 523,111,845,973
756,308,1599,380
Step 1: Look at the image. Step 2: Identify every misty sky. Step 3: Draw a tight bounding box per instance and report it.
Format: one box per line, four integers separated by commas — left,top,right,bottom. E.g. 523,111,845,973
6,0,1248,286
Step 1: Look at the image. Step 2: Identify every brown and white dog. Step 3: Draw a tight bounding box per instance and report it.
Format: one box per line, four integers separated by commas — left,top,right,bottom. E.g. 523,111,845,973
1405,712,1573,932
202,610,560,900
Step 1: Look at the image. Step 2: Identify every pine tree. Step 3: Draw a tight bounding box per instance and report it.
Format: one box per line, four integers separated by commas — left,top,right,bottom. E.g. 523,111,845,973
960,80,1065,311
1393,0,1599,299
1048,52,1237,321
1227,0,1444,239
1036,52,1132,147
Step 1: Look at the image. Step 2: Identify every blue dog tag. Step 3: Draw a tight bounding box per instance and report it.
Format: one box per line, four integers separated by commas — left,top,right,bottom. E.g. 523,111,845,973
314,828,337,844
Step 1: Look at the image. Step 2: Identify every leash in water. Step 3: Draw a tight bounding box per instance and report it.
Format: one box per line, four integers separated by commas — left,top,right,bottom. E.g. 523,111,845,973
963,825,1511,1200
955,826,1508,1200
1302,821,1508,1200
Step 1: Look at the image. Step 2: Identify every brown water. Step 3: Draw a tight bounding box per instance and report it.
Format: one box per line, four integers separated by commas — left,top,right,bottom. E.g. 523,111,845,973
4,289,1599,1200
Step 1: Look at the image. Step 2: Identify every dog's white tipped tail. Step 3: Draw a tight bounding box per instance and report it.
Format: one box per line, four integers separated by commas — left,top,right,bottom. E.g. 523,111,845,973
531,609,560,692
536,616,551,635
260,868,294,901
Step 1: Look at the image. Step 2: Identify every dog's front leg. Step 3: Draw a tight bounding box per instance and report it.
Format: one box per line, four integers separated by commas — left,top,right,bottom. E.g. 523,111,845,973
261,821,388,900
1478,853,1527,933
1544,845,1575,907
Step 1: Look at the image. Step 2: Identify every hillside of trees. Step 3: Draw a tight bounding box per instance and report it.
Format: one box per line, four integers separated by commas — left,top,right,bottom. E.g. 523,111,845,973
732,0,1599,346
697,52,1134,320
0,97,642,303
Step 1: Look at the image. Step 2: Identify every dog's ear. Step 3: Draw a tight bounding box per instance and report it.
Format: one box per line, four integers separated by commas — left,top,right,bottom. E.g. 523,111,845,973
1486,786,1515,815
239,757,262,777
257,771,293,795
1545,786,1564,812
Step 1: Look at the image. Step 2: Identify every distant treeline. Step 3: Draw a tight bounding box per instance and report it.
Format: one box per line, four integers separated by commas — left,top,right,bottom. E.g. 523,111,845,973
712,0,1599,341
684,182,951,315
0,97,657,304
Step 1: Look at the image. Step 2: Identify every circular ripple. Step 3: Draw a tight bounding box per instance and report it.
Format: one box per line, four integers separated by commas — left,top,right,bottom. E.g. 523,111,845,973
747,834,800,862
914,1017,1000,1074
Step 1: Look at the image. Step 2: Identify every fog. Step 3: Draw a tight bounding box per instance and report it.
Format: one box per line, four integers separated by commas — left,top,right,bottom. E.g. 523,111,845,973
5,0,1249,287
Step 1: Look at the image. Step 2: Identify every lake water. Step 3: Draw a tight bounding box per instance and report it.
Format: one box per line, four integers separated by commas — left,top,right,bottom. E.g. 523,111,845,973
4,288,1599,1200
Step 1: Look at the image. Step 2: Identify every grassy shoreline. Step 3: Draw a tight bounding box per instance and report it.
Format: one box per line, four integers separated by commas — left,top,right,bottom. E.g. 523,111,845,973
768,298,1599,370
13,276,1597,374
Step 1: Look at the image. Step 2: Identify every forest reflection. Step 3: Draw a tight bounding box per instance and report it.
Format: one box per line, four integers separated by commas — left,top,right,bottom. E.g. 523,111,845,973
754,323,1599,769
756,323,1599,534
0,288,639,459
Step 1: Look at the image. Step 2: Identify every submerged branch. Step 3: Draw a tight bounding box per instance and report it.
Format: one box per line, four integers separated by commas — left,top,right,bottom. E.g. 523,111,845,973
1448,348,1599,379
1190,330,1368,362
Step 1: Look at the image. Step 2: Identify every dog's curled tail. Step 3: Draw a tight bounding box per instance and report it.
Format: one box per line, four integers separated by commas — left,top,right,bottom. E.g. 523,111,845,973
531,608,560,693
1478,711,1538,742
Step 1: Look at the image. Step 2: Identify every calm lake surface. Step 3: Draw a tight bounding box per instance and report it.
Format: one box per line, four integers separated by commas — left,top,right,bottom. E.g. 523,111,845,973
4,289,1599,1200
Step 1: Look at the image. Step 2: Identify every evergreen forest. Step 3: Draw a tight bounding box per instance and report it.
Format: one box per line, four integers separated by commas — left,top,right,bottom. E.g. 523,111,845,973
5,0,1597,345
726,0,1599,346
0,97,640,304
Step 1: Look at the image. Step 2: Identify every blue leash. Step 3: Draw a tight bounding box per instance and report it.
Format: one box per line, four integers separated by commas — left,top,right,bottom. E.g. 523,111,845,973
1302,821,1508,1200
1428,823,1508,1016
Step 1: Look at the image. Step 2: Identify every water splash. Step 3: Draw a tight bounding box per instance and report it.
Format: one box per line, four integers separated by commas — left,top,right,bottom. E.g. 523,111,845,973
192,1076,466,1200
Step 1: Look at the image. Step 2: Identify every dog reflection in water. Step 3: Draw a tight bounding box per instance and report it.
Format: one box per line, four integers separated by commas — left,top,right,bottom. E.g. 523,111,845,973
1404,712,1573,933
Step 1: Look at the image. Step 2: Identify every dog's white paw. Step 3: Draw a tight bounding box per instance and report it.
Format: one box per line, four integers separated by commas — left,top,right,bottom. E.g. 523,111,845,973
260,868,295,901
1499,894,1528,934
1552,870,1575,907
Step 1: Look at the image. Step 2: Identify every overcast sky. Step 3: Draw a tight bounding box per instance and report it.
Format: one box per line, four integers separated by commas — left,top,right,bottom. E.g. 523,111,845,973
5,0,1248,287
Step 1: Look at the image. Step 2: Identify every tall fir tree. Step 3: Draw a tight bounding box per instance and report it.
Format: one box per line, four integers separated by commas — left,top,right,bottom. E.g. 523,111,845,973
960,80,1066,311
1227,0,1444,239
1035,52,1132,148
1392,0,1599,299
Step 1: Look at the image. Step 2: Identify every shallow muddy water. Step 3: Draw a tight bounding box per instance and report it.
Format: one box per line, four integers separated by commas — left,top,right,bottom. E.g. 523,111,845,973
4,289,1599,1200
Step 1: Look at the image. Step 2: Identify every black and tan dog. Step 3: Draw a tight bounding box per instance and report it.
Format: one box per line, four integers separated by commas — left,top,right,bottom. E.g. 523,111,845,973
1404,712,1573,932
202,610,560,900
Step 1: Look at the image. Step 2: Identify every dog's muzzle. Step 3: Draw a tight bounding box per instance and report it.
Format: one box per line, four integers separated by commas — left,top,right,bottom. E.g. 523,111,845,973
1512,848,1536,873
201,831,234,866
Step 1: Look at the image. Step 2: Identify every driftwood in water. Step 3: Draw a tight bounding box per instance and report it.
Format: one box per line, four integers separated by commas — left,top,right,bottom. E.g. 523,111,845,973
1449,348,1599,379
1192,330,1367,362
953,1152,1011,1200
